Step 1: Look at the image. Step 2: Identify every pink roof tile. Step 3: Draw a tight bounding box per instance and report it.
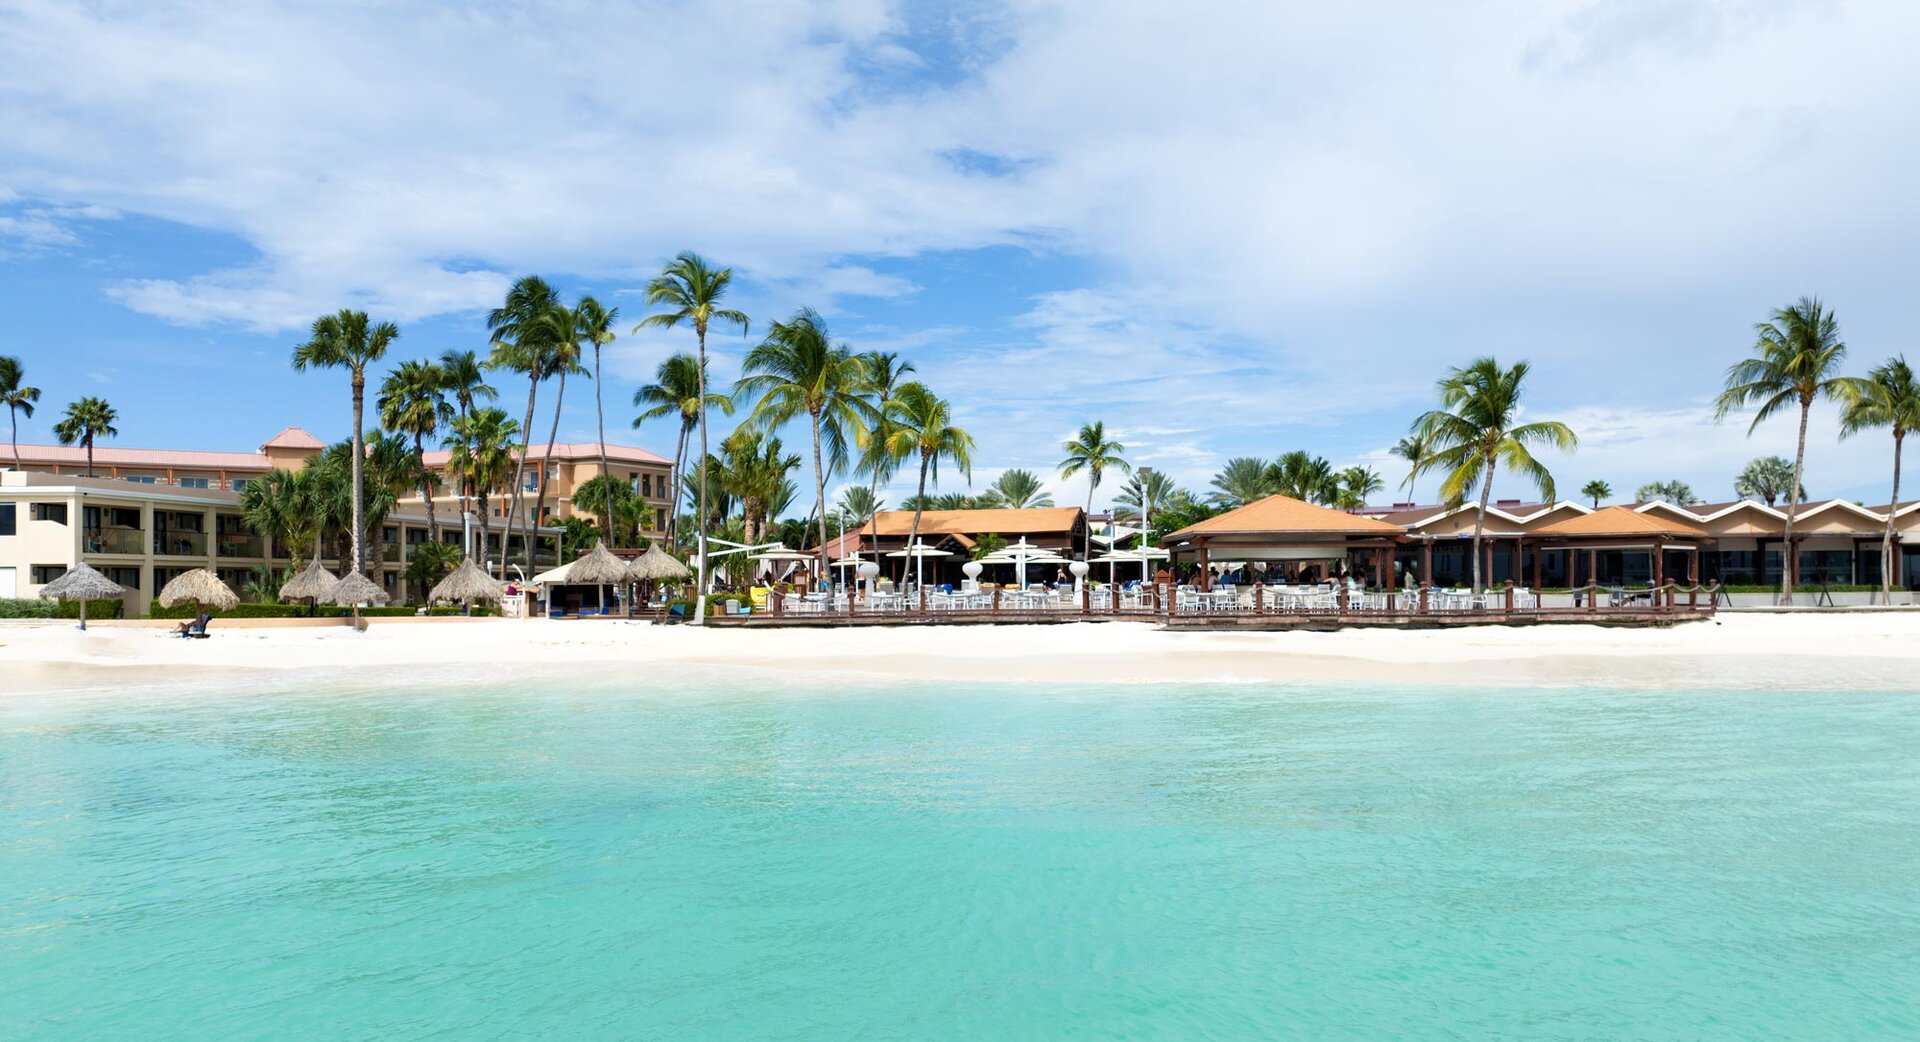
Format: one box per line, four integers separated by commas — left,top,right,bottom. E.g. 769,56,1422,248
260,426,325,450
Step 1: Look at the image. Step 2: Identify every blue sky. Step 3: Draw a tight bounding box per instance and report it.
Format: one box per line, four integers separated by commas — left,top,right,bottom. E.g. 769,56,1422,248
4,0,1919,511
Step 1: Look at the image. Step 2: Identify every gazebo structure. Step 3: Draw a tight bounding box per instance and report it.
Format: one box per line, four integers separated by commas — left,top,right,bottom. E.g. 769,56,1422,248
1160,495,1406,590
1527,506,1709,590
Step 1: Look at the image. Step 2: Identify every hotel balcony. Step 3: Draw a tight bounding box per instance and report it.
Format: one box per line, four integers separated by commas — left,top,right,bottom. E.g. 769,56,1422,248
382,543,402,563
154,530,209,557
82,528,146,555
217,533,265,558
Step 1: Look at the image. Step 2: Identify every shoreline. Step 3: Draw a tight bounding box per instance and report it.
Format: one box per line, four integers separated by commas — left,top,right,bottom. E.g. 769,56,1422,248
6,613,1920,693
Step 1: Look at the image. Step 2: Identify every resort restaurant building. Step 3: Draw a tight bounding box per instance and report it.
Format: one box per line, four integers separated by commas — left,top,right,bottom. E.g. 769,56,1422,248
815,507,1087,586
1369,498,1920,589
1161,495,1407,588
0,425,679,611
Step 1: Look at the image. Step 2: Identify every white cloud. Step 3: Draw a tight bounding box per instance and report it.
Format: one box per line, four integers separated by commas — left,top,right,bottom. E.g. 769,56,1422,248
2,0,1917,497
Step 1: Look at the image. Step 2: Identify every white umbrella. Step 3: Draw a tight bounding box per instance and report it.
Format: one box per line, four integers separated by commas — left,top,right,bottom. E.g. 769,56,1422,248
982,538,1071,589
885,541,953,590
1092,546,1168,584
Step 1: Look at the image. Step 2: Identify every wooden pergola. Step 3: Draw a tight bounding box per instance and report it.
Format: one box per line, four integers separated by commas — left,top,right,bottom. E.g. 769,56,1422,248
1527,506,1711,589
1161,494,1407,590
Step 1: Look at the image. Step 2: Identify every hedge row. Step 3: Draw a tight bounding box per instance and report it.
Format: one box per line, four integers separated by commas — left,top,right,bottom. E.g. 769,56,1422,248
0,598,124,619
145,602,499,619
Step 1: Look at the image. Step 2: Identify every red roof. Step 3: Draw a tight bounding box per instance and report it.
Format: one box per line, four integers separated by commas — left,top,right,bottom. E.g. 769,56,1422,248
419,442,670,466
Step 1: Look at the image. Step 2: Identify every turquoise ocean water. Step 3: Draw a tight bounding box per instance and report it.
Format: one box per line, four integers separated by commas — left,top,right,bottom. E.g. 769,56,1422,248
2,677,1917,1040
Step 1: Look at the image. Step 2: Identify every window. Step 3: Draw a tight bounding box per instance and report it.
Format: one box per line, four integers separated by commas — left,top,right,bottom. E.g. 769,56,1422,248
655,509,666,532
31,503,69,525
31,565,66,584
231,479,254,493
178,477,211,489
1800,550,1854,585
124,475,157,484
0,504,13,536
104,567,140,588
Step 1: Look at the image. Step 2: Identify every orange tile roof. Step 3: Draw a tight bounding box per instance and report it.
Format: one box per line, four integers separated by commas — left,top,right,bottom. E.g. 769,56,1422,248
1165,495,1406,540
1530,506,1703,539
867,507,1084,537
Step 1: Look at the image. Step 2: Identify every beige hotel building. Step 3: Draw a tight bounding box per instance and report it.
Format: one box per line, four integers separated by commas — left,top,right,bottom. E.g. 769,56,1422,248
0,427,674,613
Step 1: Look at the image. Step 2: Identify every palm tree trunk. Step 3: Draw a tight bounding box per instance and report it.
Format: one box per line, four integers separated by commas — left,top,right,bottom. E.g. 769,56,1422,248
670,419,690,548
1783,399,1811,605
694,323,711,623
414,432,438,553
594,345,613,545
9,407,18,470
349,373,366,575
1883,432,1902,604
811,410,830,589
529,368,567,572
85,435,93,478
1471,464,1495,593
906,453,930,587
502,378,539,580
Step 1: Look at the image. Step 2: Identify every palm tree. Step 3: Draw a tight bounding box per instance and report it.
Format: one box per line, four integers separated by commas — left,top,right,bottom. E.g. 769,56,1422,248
984,469,1054,509
443,407,519,568
636,252,749,614
1333,465,1383,510
1733,455,1803,506
1412,357,1577,592
0,356,40,470
488,275,562,578
1208,457,1274,507
1058,421,1128,560
1714,296,1865,604
437,349,496,528
1636,480,1696,505
633,352,732,549
239,467,321,569
526,296,590,572
1839,357,1920,603
836,485,880,526
719,425,799,545
1580,479,1612,508
293,309,397,576
883,383,975,581
735,308,875,581
1389,434,1429,499
1271,451,1337,504
1114,468,1179,523
377,359,452,542
52,396,118,477
574,296,620,542
855,350,915,562
329,432,409,588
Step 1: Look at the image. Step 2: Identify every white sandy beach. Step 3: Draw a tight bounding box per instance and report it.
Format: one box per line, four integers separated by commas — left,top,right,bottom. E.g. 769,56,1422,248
5,612,1920,693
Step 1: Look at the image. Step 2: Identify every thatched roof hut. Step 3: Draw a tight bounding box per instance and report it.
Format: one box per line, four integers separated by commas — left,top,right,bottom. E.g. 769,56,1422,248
37,562,128,630
429,558,506,605
568,542,631,586
157,568,240,613
627,543,690,582
322,570,389,607
279,559,340,603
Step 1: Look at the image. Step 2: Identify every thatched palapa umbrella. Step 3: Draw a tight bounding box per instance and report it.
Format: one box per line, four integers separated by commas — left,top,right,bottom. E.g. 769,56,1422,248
279,559,340,608
322,570,389,606
429,558,505,614
37,562,128,631
157,568,240,620
625,543,690,616
567,541,631,615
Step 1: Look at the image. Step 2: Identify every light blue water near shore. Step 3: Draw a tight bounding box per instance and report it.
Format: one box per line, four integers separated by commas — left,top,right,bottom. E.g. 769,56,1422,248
3,679,1918,1040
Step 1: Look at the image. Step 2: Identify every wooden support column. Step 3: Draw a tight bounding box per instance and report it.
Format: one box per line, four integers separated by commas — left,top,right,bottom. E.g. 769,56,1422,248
1588,548,1598,589
1197,541,1211,591
1653,537,1665,605
1532,541,1543,589
1254,583,1264,614
1421,539,1432,588
1504,579,1514,612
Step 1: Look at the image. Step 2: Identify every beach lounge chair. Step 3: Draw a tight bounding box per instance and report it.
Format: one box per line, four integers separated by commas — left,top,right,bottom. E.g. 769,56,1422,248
175,613,212,639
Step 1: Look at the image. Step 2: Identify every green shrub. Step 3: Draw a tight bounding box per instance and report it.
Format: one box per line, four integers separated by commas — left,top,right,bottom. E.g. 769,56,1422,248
0,598,61,619
145,601,499,620
53,599,124,620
